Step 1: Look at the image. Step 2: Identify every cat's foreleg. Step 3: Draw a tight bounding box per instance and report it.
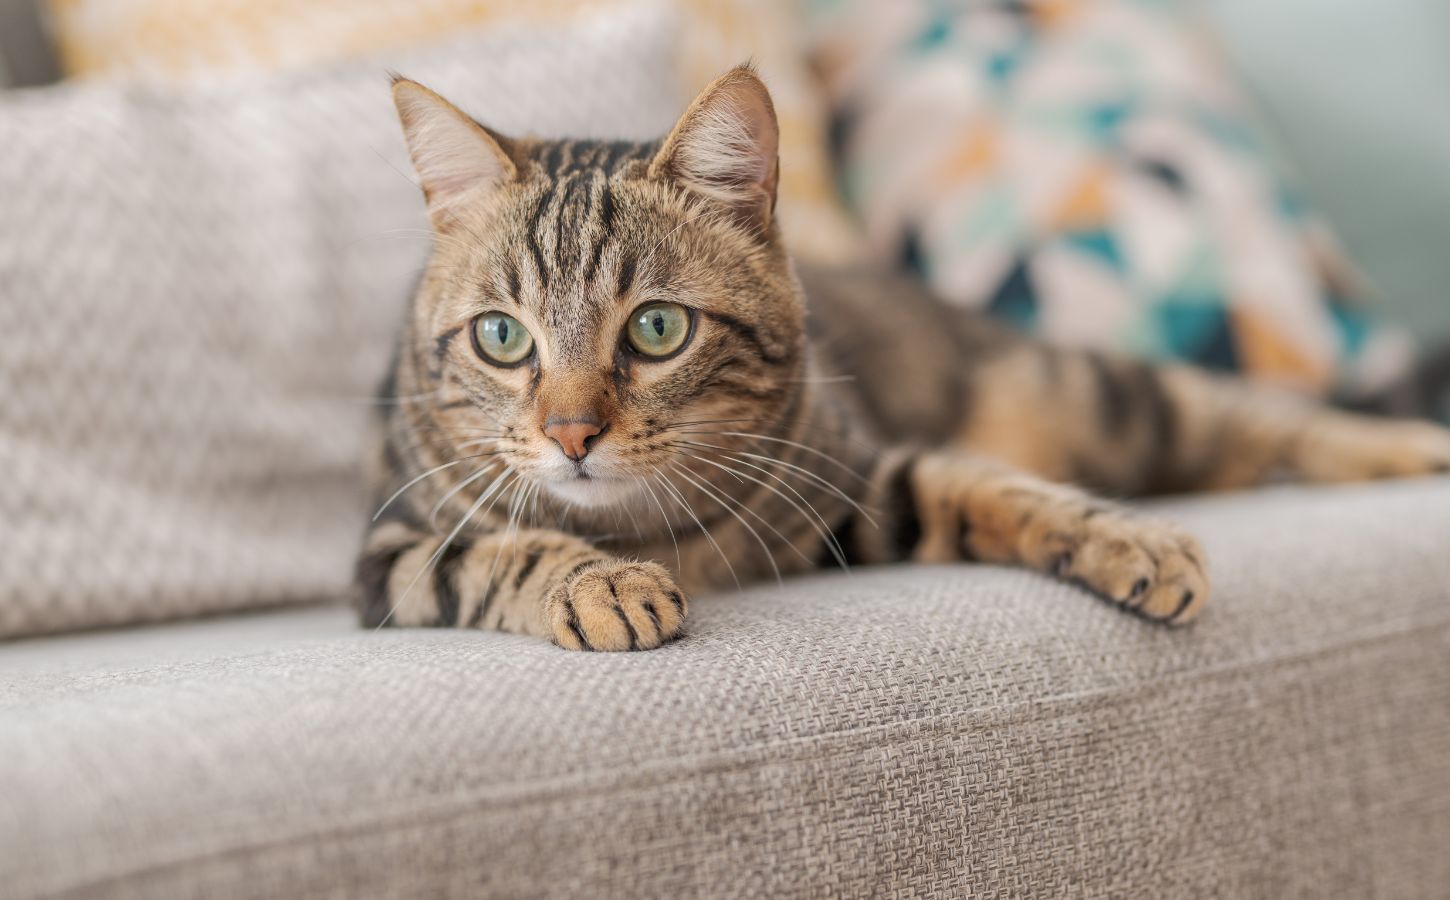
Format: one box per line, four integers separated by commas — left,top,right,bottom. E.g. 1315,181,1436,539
355,521,687,651
855,449,1211,624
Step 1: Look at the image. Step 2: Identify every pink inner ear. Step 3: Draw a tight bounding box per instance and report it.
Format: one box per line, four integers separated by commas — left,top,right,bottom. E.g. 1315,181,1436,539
393,82,512,214
415,141,507,202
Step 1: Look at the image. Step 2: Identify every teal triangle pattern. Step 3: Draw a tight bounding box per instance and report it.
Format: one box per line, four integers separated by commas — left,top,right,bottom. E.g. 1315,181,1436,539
987,257,1038,329
1064,231,1125,272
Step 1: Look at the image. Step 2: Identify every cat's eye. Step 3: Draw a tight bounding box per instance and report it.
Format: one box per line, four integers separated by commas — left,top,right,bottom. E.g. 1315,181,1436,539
625,302,692,358
472,312,534,366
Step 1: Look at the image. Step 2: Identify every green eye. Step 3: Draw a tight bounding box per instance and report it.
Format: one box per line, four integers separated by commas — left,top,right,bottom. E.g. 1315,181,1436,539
626,302,692,358
472,312,534,366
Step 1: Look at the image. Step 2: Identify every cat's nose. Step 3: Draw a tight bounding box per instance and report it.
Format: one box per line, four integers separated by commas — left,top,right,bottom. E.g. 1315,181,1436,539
544,417,606,462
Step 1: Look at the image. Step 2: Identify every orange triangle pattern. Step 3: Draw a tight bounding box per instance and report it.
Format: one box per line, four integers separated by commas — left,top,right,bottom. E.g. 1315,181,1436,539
1031,0,1084,29
937,126,999,182
1051,165,1110,231
1231,306,1331,391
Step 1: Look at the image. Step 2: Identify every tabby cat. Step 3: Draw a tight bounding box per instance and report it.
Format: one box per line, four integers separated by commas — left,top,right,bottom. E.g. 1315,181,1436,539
357,66,1450,650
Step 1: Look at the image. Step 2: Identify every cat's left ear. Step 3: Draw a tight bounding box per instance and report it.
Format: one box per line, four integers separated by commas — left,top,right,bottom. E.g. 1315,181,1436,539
391,76,517,228
649,64,780,234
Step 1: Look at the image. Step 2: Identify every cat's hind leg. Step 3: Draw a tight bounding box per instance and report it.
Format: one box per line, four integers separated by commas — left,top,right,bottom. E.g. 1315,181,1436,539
858,450,1210,624
955,342,1450,493
1150,366,1450,490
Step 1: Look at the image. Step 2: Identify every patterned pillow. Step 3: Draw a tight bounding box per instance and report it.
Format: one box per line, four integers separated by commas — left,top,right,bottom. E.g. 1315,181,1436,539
804,0,1410,395
0,9,684,639
44,0,864,263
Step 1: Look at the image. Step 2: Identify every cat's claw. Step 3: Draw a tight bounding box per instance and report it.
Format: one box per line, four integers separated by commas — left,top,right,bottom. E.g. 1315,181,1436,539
545,560,688,651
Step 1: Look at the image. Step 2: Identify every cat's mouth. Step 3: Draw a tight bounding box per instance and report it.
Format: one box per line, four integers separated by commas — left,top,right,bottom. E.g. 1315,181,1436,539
537,456,640,508
544,473,638,508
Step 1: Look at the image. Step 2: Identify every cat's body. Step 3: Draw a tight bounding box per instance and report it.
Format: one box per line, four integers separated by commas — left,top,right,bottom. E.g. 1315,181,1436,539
357,67,1450,649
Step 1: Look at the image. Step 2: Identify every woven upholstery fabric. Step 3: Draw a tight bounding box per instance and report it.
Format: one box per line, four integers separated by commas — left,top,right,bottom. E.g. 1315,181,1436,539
0,9,684,639
3,479,1448,898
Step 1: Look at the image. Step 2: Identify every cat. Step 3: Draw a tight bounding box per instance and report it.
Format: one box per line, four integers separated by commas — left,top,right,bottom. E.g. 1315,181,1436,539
356,65,1450,650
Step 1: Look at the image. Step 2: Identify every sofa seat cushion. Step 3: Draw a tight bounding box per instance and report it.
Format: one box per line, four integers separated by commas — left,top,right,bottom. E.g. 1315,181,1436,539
3,479,1449,898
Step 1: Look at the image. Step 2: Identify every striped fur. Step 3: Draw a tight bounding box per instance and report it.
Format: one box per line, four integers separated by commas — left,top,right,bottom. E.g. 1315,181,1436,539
357,66,1450,649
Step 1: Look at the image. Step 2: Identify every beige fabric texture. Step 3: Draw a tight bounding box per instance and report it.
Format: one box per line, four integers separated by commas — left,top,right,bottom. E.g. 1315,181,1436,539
0,8,686,640
3,479,1448,898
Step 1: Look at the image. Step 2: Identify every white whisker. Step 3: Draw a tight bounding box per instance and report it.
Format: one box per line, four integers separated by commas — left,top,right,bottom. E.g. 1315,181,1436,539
373,457,469,522
669,461,783,585
428,462,503,530
674,437,876,526
652,465,740,590
668,446,848,571
682,430,869,485
638,474,683,573
374,467,512,630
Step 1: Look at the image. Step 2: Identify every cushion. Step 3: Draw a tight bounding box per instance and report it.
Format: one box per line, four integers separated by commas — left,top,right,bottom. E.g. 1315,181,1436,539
42,0,863,263
0,8,683,639
4,478,1448,897
805,0,1412,397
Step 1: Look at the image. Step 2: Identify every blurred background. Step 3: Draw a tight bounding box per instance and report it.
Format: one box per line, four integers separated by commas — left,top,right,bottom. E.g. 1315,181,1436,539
2,0,1449,638
2,0,1448,394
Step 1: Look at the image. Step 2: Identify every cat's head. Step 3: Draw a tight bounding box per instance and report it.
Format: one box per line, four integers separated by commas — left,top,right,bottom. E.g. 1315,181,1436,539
391,66,804,511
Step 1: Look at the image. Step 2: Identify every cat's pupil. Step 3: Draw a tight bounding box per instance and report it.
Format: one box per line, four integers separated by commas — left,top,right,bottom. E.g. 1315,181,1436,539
650,313,665,337
497,319,510,344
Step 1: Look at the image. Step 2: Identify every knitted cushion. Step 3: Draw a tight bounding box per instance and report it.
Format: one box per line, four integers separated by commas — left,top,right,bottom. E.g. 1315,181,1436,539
806,0,1411,396
0,8,683,639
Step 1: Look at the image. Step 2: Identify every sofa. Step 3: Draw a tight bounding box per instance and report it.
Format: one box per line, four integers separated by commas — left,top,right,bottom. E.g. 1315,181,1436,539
5,478,1450,897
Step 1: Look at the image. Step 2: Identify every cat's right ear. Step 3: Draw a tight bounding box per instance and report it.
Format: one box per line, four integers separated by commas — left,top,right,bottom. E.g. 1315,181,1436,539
391,76,517,229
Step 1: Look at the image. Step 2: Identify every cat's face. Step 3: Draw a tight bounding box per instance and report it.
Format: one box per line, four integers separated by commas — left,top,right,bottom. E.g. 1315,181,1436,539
394,68,803,511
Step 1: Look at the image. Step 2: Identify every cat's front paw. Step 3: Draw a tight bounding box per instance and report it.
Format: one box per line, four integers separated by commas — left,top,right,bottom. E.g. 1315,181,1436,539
1033,510,1210,625
545,560,688,651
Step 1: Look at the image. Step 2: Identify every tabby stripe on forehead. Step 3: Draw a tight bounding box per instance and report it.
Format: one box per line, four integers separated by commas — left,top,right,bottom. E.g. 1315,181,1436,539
504,260,521,302
555,172,591,273
540,141,563,176
617,252,637,296
598,140,625,172
526,186,554,289
584,183,615,284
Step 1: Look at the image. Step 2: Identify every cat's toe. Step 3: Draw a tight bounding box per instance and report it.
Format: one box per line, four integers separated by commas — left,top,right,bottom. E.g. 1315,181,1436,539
1131,532,1210,625
1064,517,1210,626
546,560,688,652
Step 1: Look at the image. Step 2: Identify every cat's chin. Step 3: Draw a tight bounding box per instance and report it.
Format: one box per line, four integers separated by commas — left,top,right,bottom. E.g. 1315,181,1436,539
541,474,640,509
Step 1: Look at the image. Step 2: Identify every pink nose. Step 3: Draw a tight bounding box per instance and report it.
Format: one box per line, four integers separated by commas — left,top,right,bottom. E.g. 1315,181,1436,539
544,418,606,461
